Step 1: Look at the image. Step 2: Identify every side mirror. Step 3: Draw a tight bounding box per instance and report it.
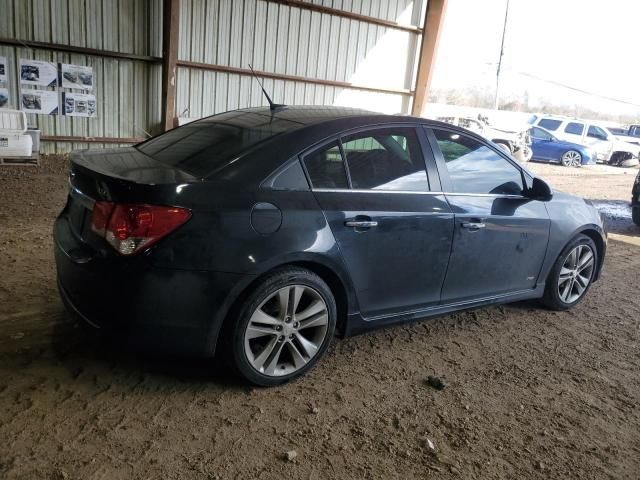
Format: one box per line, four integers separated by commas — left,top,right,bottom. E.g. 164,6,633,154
525,177,553,201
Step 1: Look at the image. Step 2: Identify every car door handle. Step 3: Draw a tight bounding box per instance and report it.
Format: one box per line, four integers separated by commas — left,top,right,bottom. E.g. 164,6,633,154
345,220,378,228
461,222,486,230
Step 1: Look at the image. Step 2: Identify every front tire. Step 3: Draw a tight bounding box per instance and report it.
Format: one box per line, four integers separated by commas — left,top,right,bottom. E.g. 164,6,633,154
541,234,597,310
230,267,336,386
561,150,582,167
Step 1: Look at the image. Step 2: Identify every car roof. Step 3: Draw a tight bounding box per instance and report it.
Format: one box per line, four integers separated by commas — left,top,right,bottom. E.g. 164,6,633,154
208,106,482,183
229,105,432,128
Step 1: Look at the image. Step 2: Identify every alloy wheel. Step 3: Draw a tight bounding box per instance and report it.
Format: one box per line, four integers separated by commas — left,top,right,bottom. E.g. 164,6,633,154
557,244,595,303
244,285,329,377
562,150,582,167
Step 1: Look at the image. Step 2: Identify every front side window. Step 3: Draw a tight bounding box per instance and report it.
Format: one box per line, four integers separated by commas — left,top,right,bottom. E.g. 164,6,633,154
538,118,562,131
587,125,608,140
432,129,523,196
341,127,428,191
565,122,585,135
530,127,552,141
303,141,349,189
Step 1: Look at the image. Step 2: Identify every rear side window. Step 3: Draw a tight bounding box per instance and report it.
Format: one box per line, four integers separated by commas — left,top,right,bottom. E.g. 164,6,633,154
564,122,584,135
136,111,301,177
303,141,349,189
341,127,428,191
538,119,561,131
432,129,523,196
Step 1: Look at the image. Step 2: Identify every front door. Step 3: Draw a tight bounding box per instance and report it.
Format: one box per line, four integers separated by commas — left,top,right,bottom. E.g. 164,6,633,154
584,125,613,162
301,126,454,318
427,127,551,303
529,126,555,161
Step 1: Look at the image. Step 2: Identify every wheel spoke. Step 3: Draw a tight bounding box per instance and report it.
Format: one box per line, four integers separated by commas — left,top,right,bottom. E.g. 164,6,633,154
250,308,281,326
246,324,278,339
559,266,573,283
292,286,304,315
299,312,329,330
560,278,573,301
263,341,287,376
288,341,309,369
578,250,594,270
568,248,579,269
295,299,326,321
575,273,589,290
277,287,291,318
294,332,319,358
252,336,279,370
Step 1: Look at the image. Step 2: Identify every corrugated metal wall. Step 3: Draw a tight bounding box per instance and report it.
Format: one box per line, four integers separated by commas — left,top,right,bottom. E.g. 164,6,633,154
176,0,425,122
0,0,163,153
0,0,427,154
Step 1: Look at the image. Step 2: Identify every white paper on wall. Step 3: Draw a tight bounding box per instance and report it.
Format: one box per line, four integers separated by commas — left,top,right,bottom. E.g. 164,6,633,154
0,87,9,108
60,64,94,91
19,59,58,87
21,89,58,115
0,57,7,84
63,92,96,117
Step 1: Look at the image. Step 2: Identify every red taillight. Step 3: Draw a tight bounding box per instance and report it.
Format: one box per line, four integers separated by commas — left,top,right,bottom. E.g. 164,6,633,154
91,201,115,235
91,202,191,255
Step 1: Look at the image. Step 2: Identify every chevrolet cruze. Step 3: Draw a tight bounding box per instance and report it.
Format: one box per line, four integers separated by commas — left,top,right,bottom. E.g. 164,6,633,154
54,106,607,386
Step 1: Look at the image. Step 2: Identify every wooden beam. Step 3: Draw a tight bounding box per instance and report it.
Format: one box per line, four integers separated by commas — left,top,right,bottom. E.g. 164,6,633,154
177,60,413,96
41,135,143,144
161,0,180,131
0,37,162,63
266,0,422,34
411,0,449,116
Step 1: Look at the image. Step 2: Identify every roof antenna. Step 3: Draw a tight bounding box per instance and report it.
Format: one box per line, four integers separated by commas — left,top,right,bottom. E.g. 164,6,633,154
248,64,286,111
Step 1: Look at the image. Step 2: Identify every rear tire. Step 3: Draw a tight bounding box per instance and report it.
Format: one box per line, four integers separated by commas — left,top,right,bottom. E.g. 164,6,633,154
541,234,598,310
633,206,640,226
229,267,336,386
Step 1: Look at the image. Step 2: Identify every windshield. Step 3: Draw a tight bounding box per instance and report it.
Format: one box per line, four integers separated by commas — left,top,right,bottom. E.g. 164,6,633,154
136,111,303,177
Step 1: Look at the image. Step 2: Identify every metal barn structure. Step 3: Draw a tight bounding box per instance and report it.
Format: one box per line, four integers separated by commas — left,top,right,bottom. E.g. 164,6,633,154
0,0,447,153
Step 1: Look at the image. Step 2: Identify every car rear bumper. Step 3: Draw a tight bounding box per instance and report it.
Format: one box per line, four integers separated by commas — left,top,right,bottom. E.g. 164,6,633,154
54,215,249,356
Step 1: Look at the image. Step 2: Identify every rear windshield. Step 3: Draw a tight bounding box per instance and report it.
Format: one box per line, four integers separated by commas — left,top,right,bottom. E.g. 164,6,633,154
136,111,302,177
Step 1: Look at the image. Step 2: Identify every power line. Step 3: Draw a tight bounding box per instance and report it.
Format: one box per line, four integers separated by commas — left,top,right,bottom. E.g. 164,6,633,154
510,70,640,108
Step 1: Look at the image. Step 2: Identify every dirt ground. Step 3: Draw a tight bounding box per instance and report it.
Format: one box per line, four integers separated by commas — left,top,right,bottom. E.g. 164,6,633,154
1,157,639,480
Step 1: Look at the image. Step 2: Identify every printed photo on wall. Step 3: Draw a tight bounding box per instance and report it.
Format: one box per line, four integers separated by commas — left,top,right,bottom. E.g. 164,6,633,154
0,56,7,84
0,87,9,108
63,92,96,117
21,89,58,115
60,64,94,91
19,59,58,87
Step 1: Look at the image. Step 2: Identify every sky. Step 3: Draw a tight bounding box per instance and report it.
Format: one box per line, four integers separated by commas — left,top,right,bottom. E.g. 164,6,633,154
430,0,640,115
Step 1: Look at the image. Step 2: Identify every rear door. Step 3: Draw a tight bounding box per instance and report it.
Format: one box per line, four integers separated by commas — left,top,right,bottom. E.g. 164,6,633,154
562,121,585,145
302,125,454,319
426,127,550,303
584,124,613,161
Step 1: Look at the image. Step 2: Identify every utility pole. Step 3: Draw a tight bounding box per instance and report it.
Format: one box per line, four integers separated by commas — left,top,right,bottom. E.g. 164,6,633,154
494,0,510,110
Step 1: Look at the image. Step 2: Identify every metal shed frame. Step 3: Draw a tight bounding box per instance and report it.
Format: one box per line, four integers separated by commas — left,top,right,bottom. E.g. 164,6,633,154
0,0,447,144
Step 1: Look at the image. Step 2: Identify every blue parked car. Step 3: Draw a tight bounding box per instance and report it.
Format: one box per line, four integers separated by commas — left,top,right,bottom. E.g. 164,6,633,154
529,126,595,167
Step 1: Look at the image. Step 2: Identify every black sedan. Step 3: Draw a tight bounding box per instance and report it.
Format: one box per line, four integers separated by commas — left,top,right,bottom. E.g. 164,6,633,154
55,106,606,386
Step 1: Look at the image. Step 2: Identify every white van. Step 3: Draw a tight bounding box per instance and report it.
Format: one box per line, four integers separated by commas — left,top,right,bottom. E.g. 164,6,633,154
533,115,640,167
